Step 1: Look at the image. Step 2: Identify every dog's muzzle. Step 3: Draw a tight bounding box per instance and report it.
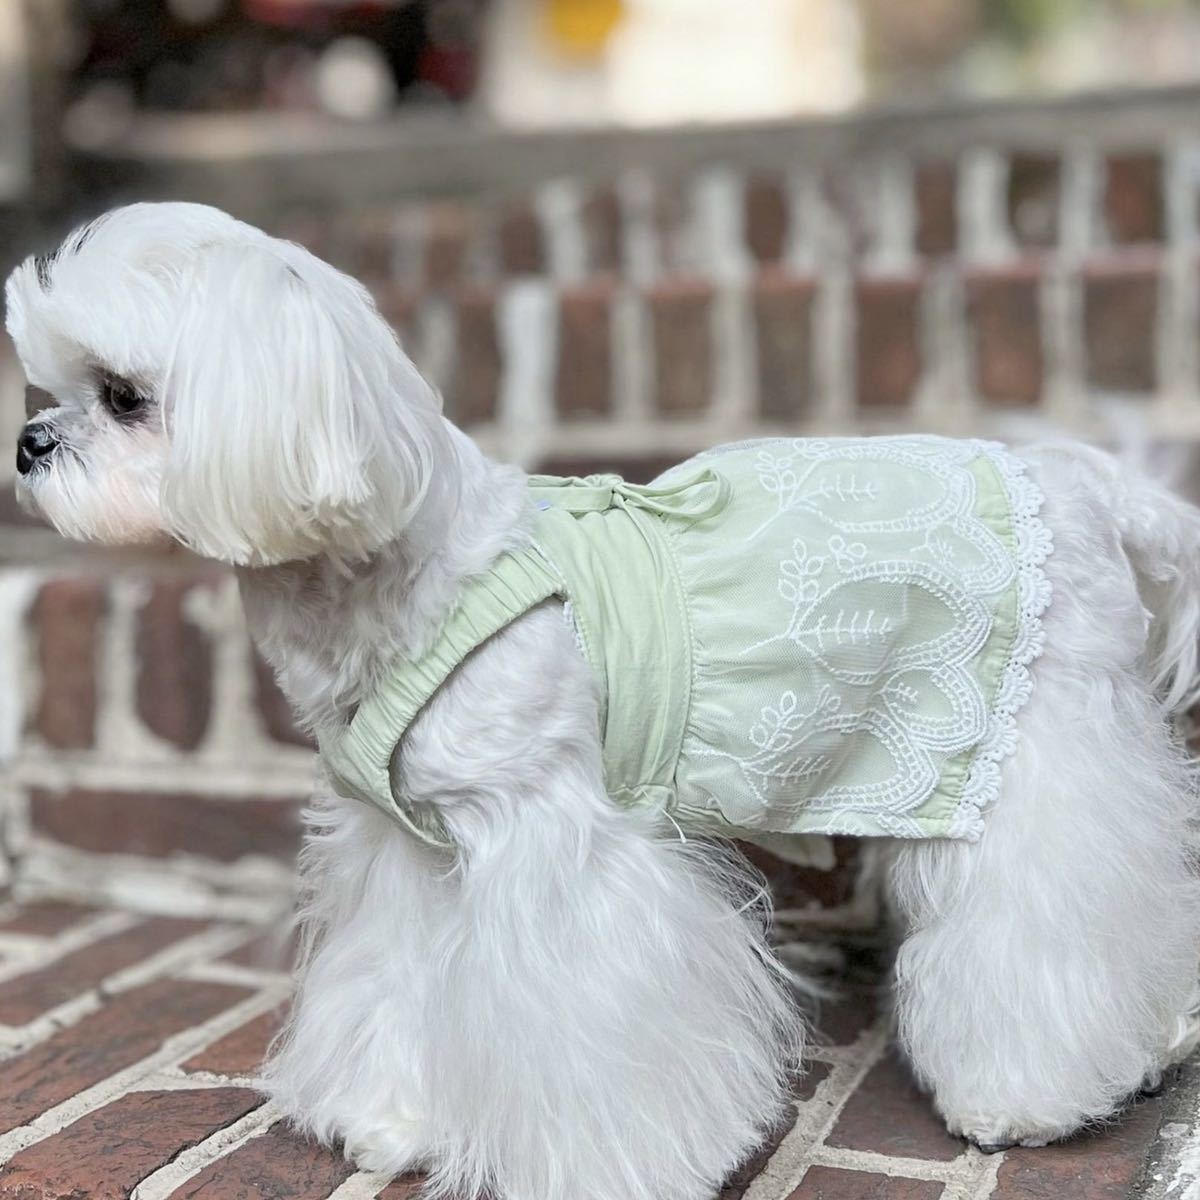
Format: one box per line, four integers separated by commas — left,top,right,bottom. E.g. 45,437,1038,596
16,421,58,475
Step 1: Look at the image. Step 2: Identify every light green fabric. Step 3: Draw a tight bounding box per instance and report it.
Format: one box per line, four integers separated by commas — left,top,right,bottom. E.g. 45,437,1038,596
319,551,564,845
318,437,1049,849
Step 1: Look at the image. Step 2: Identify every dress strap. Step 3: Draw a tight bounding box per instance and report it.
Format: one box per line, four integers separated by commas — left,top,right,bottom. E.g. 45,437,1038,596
317,548,565,847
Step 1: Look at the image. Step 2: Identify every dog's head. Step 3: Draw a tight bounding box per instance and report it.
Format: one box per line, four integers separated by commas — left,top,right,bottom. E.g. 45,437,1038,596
7,201,444,565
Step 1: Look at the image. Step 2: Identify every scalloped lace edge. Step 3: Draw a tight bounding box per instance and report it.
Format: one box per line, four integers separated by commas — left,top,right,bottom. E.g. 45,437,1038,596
947,444,1054,840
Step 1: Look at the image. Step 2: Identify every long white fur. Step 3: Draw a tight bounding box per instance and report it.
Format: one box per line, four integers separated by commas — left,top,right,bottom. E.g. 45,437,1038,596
890,443,1200,1147
8,201,1200,1197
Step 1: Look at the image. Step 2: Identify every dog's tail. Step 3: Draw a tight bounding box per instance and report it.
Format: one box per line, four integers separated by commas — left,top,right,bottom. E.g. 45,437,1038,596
1000,401,1200,713
1107,445,1200,1067
1110,450,1200,714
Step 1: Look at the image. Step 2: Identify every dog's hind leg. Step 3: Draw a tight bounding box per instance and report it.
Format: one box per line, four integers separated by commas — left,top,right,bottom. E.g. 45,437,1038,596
888,444,1200,1150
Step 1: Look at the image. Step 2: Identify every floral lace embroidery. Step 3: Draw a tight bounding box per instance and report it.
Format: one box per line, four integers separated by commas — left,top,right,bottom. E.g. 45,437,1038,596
683,437,1052,840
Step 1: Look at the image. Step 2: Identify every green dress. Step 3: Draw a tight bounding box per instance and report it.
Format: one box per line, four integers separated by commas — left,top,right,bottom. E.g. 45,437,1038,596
318,437,1053,849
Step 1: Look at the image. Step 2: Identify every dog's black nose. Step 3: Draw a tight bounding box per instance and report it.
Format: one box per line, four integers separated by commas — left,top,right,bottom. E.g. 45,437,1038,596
16,422,58,475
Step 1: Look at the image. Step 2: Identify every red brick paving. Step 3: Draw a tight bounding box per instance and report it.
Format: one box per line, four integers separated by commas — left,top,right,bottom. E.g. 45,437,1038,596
811,989,879,1048
377,1178,423,1198
0,916,209,1024
182,1008,284,1077
0,899,1188,1199
0,977,250,1133
0,902,95,937
222,928,296,972
720,1104,808,1200
723,1061,838,1200
991,1094,1165,1199
795,1060,833,1104
167,1121,355,1199
0,1087,262,1200
826,1053,962,1162
743,838,864,912
788,1167,944,1199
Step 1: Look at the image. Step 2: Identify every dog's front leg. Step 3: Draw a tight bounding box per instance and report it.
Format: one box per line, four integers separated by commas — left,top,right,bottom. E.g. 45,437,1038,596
387,607,802,1200
261,776,441,1176
266,608,801,1199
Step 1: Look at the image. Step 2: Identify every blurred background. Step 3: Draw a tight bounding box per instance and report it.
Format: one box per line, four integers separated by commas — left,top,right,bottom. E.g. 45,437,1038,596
2,0,1200,922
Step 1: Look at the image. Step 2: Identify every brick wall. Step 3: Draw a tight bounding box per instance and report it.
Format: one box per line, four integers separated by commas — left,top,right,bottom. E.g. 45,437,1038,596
248,143,1200,480
5,90,1200,917
1,565,314,920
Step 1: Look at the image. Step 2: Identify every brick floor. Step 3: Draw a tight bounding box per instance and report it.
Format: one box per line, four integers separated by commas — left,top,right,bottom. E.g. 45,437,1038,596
0,897,1191,1200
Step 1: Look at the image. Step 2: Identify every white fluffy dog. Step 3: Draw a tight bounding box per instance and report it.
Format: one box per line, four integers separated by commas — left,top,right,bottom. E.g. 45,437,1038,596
9,202,1200,1200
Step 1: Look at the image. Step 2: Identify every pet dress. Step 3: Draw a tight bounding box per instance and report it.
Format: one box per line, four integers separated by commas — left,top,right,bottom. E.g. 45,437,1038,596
318,437,1053,849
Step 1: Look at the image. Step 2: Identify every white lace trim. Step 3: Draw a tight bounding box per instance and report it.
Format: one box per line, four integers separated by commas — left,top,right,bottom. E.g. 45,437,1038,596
561,598,589,660
947,444,1054,838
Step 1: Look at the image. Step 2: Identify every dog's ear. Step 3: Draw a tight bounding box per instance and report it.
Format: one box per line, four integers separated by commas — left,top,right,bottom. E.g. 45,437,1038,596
162,240,443,566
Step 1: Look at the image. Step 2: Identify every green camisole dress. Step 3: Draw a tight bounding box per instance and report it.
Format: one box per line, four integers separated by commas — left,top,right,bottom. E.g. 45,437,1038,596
318,437,1053,850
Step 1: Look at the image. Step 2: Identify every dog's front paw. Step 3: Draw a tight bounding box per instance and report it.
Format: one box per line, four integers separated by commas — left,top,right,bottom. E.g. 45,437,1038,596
343,1113,430,1175
944,1112,1075,1153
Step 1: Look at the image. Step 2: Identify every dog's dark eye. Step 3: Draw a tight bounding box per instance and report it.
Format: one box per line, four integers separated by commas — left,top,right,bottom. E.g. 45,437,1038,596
102,376,146,417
